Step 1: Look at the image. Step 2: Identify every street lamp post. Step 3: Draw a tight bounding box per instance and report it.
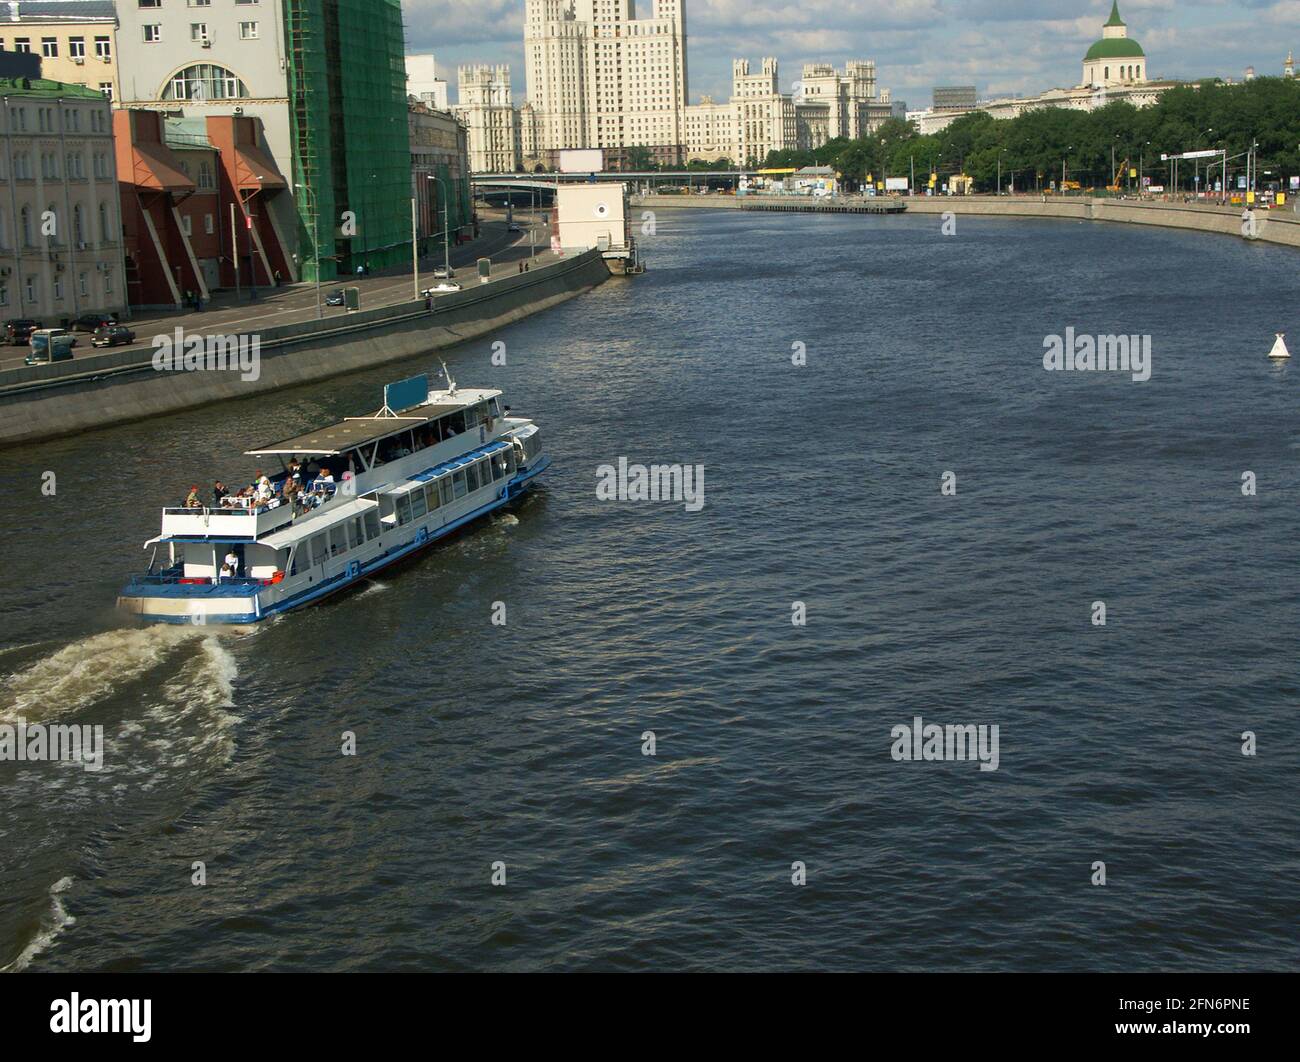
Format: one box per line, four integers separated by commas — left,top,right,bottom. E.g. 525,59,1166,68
427,174,451,280
294,182,322,320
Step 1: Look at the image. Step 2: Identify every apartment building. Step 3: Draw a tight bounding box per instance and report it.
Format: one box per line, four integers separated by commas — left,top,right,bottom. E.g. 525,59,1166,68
0,0,119,99
0,75,127,322
406,52,448,111
409,99,471,252
453,64,518,172
524,0,688,168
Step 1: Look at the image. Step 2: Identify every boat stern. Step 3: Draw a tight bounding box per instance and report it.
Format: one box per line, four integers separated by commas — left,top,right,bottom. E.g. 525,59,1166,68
117,579,265,626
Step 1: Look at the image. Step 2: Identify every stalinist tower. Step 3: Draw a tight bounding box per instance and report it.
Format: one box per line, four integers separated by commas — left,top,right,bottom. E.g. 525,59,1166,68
1082,2,1147,87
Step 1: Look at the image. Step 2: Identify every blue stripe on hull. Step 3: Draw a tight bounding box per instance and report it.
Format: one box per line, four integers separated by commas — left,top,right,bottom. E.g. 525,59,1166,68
124,465,548,625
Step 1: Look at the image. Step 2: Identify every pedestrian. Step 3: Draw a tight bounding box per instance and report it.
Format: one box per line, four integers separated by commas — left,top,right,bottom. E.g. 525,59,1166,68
274,269,282,288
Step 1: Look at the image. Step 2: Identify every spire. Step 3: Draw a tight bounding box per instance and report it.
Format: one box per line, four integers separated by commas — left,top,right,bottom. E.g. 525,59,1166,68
1106,1,1125,27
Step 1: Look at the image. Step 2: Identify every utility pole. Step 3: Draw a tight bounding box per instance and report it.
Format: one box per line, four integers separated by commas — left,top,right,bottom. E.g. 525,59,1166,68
230,203,240,302
412,197,420,301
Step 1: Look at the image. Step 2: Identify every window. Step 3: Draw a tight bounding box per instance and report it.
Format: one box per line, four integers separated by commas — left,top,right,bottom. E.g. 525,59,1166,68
139,0,161,6
425,483,441,511
162,64,249,101
143,25,161,44
197,160,215,189
13,38,30,54
410,489,427,520
79,272,88,297
0,282,7,307
204,213,215,235
190,24,208,42
69,36,85,58
181,215,192,236
20,206,32,246
396,495,412,524
103,267,113,294
73,204,85,243
364,510,381,540
452,471,468,499
239,22,258,39
99,202,111,241
351,517,365,550
53,275,64,301
94,36,111,60
310,535,328,566
465,464,480,493
439,479,453,506
329,527,347,557
99,83,113,100
41,38,58,58
25,275,38,304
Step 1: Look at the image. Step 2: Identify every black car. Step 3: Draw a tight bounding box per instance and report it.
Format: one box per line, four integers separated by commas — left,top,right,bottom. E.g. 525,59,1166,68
325,290,346,307
91,324,136,348
4,319,40,345
73,312,117,333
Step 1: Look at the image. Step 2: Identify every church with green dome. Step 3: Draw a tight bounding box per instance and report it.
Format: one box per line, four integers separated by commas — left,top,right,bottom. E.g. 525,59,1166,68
1082,2,1147,87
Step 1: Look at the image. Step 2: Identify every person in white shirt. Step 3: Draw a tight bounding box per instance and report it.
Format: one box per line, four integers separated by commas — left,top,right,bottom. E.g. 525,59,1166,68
224,550,240,578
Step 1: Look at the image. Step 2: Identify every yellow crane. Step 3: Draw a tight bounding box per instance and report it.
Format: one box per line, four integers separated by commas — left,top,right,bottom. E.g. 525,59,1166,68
1107,157,1131,193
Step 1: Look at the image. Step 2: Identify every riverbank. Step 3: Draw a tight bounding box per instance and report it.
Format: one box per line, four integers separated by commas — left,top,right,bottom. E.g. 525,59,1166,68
633,193,1300,250
0,247,612,446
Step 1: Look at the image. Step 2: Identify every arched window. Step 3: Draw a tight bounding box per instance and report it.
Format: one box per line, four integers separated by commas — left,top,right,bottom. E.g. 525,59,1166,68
20,205,32,247
1104,66,1110,80
161,64,249,101
99,201,110,242
73,203,85,244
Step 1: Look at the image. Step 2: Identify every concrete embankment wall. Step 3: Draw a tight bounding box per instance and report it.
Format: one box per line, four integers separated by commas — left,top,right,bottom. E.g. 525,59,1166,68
634,194,1300,250
0,248,610,446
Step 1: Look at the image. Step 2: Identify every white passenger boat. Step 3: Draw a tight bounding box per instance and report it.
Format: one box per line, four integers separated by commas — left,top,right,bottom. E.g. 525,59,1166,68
118,369,549,625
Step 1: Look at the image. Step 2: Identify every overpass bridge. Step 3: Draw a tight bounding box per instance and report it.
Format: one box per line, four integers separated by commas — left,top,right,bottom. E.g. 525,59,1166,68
472,170,761,206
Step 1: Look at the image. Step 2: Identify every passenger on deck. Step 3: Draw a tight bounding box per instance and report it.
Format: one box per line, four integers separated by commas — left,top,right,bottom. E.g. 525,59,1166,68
224,550,240,577
218,563,233,582
213,481,230,507
185,486,202,509
255,471,273,501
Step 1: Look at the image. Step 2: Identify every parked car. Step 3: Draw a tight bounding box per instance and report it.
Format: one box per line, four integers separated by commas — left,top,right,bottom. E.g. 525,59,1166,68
91,324,136,348
72,312,117,333
4,319,40,346
507,223,523,233
325,290,346,307
422,282,462,296
432,266,456,279
25,328,76,365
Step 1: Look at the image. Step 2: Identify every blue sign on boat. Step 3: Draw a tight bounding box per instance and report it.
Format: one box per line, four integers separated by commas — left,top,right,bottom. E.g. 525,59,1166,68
384,374,428,413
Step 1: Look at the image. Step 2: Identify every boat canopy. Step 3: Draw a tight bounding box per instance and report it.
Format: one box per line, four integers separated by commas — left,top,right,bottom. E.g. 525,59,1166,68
245,406,466,457
408,440,511,484
258,496,379,549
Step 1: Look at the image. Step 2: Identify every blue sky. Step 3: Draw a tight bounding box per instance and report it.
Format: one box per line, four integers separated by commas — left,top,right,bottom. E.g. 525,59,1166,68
402,0,1300,109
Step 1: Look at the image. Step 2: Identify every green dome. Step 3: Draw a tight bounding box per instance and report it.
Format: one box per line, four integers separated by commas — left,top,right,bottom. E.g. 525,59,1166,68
1084,38,1145,61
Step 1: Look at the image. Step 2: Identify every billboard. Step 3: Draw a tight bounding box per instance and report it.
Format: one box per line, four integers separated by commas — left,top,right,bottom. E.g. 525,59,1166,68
559,149,605,174
885,177,909,192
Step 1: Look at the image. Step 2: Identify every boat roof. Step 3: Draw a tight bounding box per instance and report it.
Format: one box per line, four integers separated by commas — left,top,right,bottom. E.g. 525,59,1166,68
245,389,500,457
259,496,379,549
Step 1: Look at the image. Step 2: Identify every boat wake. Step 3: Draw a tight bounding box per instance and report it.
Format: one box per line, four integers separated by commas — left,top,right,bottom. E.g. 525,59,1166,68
1,877,75,973
0,627,235,725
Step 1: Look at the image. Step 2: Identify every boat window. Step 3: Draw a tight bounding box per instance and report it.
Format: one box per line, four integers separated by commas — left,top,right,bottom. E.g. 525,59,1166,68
425,483,440,511
396,495,412,525
410,488,428,519
329,527,348,557
439,479,453,506
352,517,365,548
506,447,518,474
479,459,493,485
447,410,466,435
488,397,501,419
464,404,483,429
289,546,302,576
492,455,506,480
453,470,468,499
364,510,381,540
310,534,328,566
465,463,480,493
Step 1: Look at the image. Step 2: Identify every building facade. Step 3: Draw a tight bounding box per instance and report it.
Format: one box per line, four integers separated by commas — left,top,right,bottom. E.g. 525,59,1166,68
116,0,414,283
0,76,126,322
0,0,119,100
406,53,448,111
453,64,518,172
524,0,688,167
409,100,472,254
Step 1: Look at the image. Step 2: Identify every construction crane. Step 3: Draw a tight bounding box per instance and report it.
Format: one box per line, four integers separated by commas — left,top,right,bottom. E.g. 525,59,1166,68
1107,157,1131,193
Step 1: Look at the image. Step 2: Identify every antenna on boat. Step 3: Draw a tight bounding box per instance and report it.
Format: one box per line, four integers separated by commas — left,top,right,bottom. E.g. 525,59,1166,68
440,359,458,395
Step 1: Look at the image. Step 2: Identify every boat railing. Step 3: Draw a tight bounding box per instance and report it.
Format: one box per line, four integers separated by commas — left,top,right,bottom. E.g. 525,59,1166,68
129,572,285,589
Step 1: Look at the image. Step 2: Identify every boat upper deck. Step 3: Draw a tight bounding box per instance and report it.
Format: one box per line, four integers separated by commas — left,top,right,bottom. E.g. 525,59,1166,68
246,388,502,457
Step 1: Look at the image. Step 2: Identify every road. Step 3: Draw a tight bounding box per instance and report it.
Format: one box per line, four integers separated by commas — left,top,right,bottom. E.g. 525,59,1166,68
0,212,554,372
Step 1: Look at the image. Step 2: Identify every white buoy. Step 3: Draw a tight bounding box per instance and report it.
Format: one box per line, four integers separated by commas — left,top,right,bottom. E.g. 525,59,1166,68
1268,333,1290,360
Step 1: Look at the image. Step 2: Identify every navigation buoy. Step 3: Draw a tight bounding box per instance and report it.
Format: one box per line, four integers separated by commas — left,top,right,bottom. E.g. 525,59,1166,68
1267,333,1290,360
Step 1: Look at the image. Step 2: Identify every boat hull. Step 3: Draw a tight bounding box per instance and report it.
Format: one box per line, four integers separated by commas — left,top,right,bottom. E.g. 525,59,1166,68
118,459,549,626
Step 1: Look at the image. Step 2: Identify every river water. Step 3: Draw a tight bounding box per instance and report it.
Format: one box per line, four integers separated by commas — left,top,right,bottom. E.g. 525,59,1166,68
2,208,1298,971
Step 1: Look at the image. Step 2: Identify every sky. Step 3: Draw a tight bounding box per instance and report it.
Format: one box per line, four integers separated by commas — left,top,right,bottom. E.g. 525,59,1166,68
401,0,1300,109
